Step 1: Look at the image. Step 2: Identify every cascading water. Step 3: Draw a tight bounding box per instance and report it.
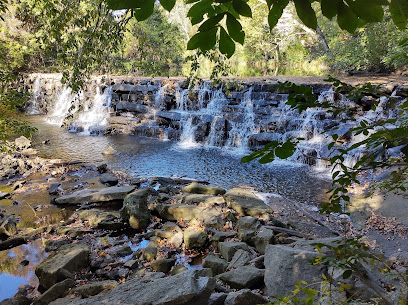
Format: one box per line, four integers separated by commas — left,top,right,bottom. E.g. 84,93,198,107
47,86,78,126
68,86,113,135
27,76,42,115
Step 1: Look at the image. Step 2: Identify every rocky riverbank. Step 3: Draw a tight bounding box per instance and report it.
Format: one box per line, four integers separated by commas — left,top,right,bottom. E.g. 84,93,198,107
2,138,407,305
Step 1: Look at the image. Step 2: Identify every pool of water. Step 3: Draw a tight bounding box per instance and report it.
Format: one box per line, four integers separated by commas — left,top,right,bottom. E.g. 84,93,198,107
29,116,329,204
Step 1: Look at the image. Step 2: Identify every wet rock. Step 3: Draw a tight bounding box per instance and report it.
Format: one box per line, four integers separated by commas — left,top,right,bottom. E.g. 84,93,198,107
70,280,118,297
225,188,272,217
217,266,264,289
182,183,226,196
203,254,228,275
151,258,176,273
0,215,18,239
264,244,327,298
65,269,216,305
207,292,227,305
49,183,63,196
14,136,31,150
252,226,274,254
100,173,119,186
35,243,90,289
218,242,250,262
224,289,267,305
120,188,151,231
227,249,252,270
55,185,136,205
143,241,158,261
32,279,75,305
102,146,117,155
184,228,208,249
0,191,10,199
97,163,108,174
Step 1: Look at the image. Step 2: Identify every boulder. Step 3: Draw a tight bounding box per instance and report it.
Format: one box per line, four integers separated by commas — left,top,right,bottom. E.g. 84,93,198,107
32,279,75,305
224,289,267,305
78,209,121,230
120,188,151,231
184,228,207,249
61,269,215,305
218,242,250,262
143,241,158,261
217,266,264,289
181,194,225,207
207,293,227,305
35,243,90,289
252,226,274,254
236,216,261,242
151,258,176,273
100,173,119,186
227,249,252,270
14,136,31,150
70,280,118,297
225,188,272,217
211,231,236,246
202,254,228,275
155,204,221,226
264,244,327,298
182,183,226,196
55,186,136,205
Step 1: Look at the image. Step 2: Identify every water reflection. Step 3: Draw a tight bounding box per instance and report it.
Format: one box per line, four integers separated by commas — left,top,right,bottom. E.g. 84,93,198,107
0,239,47,301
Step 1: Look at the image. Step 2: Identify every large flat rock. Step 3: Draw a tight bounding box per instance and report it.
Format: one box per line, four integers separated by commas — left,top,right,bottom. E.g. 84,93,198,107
35,243,90,289
224,188,272,217
54,269,215,305
55,186,136,205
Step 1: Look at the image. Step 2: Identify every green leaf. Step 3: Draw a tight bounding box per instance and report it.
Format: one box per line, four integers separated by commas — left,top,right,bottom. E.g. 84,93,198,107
337,1,359,33
199,13,225,31
275,141,296,159
321,0,339,19
259,151,275,163
268,0,289,30
134,0,155,21
350,0,384,22
390,0,408,29
343,269,353,279
226,13,245,44
160,0,176,11
187,28,218,51
219,26,235,58
188,0,212,25
293,0,317,29
232,0,252,17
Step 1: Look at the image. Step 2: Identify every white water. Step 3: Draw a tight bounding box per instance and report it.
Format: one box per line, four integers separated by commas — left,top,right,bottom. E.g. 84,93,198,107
27,76,42,115
70,86,113,135
46,86,77,126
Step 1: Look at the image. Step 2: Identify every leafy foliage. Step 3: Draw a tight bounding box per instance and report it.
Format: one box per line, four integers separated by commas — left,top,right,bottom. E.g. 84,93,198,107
0,72,36,152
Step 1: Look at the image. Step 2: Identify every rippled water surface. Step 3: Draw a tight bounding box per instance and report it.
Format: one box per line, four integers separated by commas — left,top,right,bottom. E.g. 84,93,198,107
29,117,329,203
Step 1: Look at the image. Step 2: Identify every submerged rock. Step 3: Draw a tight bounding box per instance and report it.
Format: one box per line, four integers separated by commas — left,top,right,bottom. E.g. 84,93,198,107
55,185,136,205
35,243,90,289
225,188,272,217
102,146,117,155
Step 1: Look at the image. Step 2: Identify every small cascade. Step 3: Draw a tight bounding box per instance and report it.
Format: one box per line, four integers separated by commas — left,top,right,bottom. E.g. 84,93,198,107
27,76,42,115
47,86,79,126
69,86,113,135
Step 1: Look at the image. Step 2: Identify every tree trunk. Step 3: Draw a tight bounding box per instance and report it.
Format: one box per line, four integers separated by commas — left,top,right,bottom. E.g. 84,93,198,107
316,26,333,58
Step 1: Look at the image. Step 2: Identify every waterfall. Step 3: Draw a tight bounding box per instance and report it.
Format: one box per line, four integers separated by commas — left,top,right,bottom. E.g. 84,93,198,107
47,86,77,126
27,76,42,115
69,86,113,135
